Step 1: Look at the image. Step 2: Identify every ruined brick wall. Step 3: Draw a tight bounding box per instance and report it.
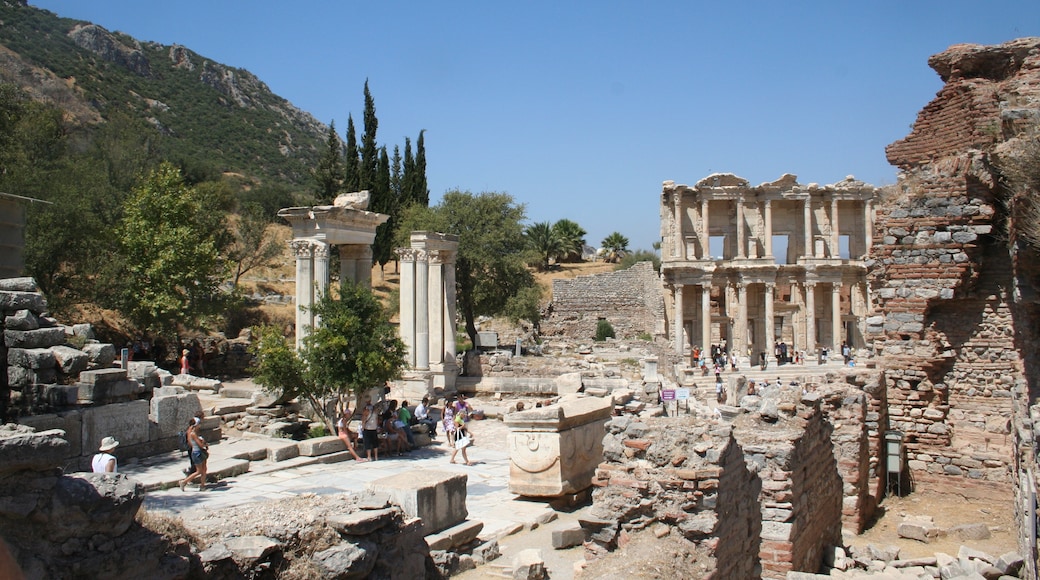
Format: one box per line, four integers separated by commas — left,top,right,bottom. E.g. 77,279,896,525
871,39,1040,490
544,261,665,340
589,390,848,578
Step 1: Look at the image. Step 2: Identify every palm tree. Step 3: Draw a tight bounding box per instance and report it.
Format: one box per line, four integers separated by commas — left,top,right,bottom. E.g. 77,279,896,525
552,219,587,263
526,221,565,271
601,232,629,263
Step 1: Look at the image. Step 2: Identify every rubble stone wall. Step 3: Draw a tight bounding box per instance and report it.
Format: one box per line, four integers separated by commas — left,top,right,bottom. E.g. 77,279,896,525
589,390,852,578
871,39,1039,490
545,261,665,340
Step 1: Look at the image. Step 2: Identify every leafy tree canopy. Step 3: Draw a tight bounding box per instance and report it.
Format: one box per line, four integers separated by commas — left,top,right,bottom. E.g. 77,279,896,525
398,190,534,348
112,162,233,335
601,231,630,263
525,221,565,271
250,282,406,428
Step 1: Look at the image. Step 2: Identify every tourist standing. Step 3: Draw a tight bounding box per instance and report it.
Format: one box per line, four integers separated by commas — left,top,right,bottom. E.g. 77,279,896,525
336,409,365,462
361,401,380,461
179,349,191,375
91,436,119,473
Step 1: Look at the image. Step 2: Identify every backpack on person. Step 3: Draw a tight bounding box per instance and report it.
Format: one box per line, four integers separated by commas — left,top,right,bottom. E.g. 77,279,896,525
177,430,190,453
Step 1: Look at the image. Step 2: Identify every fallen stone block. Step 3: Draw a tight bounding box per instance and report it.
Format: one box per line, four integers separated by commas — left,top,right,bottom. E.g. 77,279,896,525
0,290,45,313
950,522,990,541
52,344,89,375
327,508,397,535
79,367,128,385
311,541,377,579
897,516,941,543
0,427,70,474
958,545,994,564
512,548,546,580
259,421,294,437
82,342,116,369
43,384,78,407
0,277,37,292
297,435,346,457
266,441,300,462
5,309,39,331
471,540,500,565
426,519,483,550
222,535,281,568
366,470,467,535
8,347,55,369
551,522,584,549
995,552,1024,576
220,385,256,399
5,327,65,349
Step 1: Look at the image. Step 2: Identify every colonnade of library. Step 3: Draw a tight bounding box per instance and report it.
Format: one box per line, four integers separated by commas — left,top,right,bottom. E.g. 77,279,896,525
659,173,877,362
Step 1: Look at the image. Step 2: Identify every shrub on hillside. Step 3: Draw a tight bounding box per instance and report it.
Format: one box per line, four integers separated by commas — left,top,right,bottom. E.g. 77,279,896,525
595,319,615,341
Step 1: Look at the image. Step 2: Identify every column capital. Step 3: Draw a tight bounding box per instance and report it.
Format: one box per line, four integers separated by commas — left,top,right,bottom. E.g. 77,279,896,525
764,282,775,291
289,239,313,258
428,249,450,265
736,282,747,290
312,242,330,259
805,281,817,289
414,249,429,263
394,248,417,262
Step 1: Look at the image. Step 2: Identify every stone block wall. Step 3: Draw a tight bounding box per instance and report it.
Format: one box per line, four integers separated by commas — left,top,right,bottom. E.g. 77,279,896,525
589,389,851,578
544,261,665,340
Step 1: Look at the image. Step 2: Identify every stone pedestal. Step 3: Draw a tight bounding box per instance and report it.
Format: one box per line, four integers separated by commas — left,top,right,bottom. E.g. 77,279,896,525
504,396,613,497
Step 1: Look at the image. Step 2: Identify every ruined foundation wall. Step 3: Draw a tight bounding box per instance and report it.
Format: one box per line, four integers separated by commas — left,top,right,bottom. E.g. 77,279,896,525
545,261,665,340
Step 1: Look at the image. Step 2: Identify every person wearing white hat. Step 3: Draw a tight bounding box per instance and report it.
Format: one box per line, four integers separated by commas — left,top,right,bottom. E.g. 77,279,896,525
92,436,119,473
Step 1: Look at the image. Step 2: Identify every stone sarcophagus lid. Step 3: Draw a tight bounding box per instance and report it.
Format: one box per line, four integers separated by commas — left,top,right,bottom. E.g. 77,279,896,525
504,396,612,497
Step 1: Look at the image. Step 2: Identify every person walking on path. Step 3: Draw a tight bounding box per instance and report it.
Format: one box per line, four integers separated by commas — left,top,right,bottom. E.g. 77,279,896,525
91,436,119,473
179,420,210,490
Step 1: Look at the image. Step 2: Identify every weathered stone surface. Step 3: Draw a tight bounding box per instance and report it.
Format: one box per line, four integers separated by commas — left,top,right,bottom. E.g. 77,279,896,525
8,347,55,369
5,309,39,330
365,471,467,535
327,508,397,536
18,412,83,457
0,427,69,474
505,396,612,497
0,290,45,312
951,522,991,541
45,473,144,542
81,400,150,453
551,522,585,549
150,392,203,439
312,540,377,579
4,327,65,349
0,277,37,292
81,342,116,369
51,344,89,375
512,548,546,580
425,519,483,551
223,535,281,568
297,435,346,457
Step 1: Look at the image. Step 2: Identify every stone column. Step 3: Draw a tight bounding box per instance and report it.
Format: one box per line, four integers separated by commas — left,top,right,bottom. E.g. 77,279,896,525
674,194,684,259
428,250,445,368
415,250,430,370
443,253,458,369
803,198,813,257
737,282,748,354
339,245,359,285
736,197,745,259
673,284,684,354
830,197,840,257
312,242,330,328
831,282,842,351
764,283,775,360
700,199,710,259
701,284,711,350
863,200,873,254
763,199,773,258
290,240,314,350
357,246,373,287
805,281,816,352
396,249,417,367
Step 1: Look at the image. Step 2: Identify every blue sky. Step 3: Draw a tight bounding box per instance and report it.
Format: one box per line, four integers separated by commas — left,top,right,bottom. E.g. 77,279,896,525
30,1,1040,251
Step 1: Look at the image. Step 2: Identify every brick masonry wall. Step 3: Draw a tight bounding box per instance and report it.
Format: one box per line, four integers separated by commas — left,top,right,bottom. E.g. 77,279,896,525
588,388,853,578
870,40,1040,491
544,261,665,340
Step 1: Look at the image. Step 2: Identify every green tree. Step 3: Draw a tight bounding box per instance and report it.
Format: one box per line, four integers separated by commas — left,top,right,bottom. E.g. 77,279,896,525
342,114,360,192
112,162,232,335
413,129,428,206
371,146,397,271
601,231,630,263
398,190,534,349
250,282,406,430
525,221,565,271
616,249,661,272
314,120,344,204
359,80,379,190
227,202,283,288
552,218,587,262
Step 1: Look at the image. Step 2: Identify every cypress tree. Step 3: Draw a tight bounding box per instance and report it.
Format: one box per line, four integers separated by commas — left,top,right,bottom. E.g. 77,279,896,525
371,146,396,269
313,120,344,204
414,129,429,206
359,80,379,190
390,145,402,200
401,137,416,207
343,114,360,192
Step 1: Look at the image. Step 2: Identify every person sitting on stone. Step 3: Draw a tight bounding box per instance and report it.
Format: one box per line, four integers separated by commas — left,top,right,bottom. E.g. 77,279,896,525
394,400,417,449
414,396,438,439
380,408,406,456
336,409,365,462
91,436,119,473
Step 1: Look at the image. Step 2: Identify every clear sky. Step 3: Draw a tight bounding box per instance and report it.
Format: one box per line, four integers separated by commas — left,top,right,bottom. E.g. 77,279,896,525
29,1,1040,251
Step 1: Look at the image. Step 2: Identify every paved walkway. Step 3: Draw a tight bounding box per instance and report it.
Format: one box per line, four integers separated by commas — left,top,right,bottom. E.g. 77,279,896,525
130,424,557,544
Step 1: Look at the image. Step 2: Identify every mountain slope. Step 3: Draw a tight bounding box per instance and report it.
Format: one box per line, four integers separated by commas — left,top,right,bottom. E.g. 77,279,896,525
0,0,327,187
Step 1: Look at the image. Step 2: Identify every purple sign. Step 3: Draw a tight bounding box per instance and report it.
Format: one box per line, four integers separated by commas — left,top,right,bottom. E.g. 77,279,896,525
661,389,676,401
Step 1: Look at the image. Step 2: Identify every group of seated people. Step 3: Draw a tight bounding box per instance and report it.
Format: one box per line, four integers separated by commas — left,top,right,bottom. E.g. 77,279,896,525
336,397,439,461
